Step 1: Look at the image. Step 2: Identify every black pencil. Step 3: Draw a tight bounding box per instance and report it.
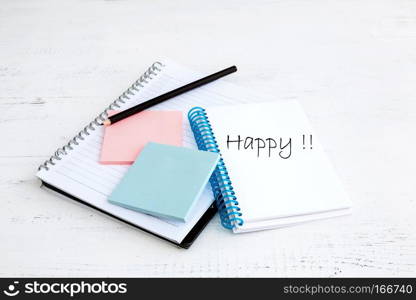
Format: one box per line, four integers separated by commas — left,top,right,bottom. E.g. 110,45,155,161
103,65,237,126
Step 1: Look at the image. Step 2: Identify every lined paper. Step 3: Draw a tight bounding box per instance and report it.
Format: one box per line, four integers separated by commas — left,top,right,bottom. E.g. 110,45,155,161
37,61,250,243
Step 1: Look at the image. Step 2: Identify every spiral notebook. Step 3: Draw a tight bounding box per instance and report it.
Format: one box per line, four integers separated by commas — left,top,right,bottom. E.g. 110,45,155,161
36,60,254,248
188,102,352,233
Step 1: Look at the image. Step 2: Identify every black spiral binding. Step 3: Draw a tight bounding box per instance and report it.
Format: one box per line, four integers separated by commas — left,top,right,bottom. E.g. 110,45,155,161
188,107,243,230
38,62,164,171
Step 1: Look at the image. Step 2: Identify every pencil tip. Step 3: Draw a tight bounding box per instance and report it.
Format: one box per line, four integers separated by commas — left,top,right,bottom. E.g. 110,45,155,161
103,119,111,126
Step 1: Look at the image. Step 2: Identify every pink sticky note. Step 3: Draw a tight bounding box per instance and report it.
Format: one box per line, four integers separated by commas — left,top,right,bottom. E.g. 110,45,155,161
100,110,182,165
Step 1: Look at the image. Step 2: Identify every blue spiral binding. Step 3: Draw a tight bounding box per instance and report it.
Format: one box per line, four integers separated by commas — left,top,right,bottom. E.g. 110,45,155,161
188,107,243,230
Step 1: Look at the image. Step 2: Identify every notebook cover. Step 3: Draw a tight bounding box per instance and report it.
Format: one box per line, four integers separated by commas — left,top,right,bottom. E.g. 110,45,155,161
108,142,220,222
40,181,217,249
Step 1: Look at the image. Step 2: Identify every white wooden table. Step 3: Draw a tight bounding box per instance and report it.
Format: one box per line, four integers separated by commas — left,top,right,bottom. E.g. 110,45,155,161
1,0,415,277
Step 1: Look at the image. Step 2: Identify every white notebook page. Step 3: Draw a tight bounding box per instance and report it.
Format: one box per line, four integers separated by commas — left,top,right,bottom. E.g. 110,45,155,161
36,61,252,243
205,102,352,233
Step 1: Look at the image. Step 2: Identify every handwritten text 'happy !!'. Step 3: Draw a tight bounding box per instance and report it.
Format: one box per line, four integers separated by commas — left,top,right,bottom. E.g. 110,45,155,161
226,134,313,159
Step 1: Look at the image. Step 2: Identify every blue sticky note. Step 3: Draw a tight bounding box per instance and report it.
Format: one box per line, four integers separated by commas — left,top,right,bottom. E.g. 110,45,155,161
108,142,220,222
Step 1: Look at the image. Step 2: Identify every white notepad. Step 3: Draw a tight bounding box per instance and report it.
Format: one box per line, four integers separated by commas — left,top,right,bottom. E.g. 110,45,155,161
36,60,255,245
201,102,352,233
